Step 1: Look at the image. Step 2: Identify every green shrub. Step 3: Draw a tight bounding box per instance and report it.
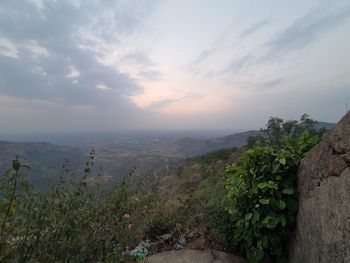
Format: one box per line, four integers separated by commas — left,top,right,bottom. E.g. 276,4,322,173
224,132,320,262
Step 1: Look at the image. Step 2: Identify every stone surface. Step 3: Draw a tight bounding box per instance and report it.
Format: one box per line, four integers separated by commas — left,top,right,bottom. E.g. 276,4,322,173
289,112,350,263
146,249,244,263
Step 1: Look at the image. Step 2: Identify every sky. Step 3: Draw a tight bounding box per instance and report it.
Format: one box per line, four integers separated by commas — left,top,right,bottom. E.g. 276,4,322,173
0,0,350,133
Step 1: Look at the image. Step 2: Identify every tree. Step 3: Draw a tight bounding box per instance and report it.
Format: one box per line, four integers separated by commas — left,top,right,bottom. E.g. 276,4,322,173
247,114,323,149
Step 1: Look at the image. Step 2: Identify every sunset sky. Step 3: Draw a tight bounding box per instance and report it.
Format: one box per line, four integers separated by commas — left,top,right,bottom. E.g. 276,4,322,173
0,0,350,133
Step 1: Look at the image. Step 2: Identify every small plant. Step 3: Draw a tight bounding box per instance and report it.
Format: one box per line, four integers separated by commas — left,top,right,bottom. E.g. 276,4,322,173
0,155,31,259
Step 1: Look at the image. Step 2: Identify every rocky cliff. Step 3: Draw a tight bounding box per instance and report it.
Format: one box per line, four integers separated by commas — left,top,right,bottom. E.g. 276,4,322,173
289,112,350,262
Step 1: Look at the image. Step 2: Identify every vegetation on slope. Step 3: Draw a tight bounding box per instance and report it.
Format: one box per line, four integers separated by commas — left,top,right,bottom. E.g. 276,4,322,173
0,114,327,262
0,151,160,262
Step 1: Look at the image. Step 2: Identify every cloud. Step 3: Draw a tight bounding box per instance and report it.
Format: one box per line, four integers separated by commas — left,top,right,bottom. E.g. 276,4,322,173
189,21,236,66
138,68,163,81
190,48,218,66
121,52,155,67
121,51,163,81
0,1,349,131
260,78,284,89
146,98,177,110
32,66,47,76
146,93,203,110
0,0,163,132
221,5,350,77
221,54,253,74
66,66,80,78
0,0,158,111
96,83,111,91
239,19,269,38
23,40,49,59
262,6,350,62
0,38,19,58
189,19,267,76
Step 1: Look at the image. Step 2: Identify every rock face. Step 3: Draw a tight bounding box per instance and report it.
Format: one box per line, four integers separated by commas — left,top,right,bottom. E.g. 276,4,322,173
289,112,350,263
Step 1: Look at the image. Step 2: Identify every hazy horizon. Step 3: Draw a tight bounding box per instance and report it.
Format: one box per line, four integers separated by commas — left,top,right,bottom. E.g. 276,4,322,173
1,0,349,133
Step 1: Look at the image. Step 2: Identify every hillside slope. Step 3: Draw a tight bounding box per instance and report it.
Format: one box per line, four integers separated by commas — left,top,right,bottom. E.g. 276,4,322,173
0,141,86,188
167,130,259,156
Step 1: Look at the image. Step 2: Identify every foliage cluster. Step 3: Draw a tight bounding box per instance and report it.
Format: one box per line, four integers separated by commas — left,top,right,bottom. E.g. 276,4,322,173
0,151,159,262
224,115,323,262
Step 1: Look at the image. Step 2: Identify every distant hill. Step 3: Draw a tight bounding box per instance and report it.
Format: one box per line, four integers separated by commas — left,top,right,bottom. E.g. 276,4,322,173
167,130,260,156
168,121,335,156
315,121,335,129
0,141,87,189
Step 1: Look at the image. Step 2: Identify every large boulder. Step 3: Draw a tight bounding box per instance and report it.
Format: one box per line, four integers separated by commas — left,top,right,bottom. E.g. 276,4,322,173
289,112,350,262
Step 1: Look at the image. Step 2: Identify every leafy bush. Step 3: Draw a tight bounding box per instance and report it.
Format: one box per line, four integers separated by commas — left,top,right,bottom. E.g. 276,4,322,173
225,132,320,262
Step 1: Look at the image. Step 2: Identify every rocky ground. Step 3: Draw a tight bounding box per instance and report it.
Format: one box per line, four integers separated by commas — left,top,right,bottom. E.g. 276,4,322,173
145,249,244,263
124,225,245,262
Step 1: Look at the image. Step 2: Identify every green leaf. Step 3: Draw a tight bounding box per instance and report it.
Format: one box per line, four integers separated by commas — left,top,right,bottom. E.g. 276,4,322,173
12,159,21,171
273,200,286,210
257,182,268,189
259,198,270,205
267,181,278,190
257,240,263,250
262,216,278,229
21,181,30,191
270,233,283,256
280,216,287,227
282,188,294,195
245,213,253,221
252,210,260,223
252,248,264,260
278,157,286,165
261,237,269,248
227,208,234,215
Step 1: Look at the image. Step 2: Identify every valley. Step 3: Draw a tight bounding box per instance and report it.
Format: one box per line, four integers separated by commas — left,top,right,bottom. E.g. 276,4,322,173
0,129,257,188
0,121,334,189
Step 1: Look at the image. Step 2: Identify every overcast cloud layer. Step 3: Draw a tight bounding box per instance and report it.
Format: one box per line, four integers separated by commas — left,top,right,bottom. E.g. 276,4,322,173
0,0,349,133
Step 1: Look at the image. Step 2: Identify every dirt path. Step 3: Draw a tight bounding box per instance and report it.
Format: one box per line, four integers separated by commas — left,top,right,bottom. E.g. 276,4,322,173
146,249,244,263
